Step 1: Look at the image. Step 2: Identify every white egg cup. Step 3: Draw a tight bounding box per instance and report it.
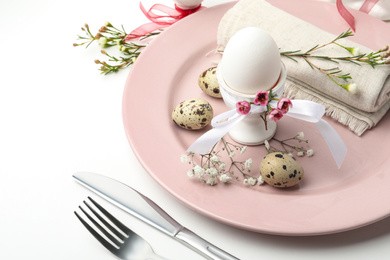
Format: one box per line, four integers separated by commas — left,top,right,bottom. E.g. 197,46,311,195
217,63,287,145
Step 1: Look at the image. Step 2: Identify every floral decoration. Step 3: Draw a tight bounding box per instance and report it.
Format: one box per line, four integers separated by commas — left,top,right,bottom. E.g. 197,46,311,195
235,89,292,128
182,132,313,187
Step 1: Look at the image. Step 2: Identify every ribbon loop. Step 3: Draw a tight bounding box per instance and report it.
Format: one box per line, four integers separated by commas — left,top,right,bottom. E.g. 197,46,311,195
125,2,202,41
187,99,347,168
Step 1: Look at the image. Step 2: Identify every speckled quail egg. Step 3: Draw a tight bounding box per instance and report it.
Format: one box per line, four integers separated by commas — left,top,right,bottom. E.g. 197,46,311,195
260,152,304,188
172,98,213,130
198,67,222,98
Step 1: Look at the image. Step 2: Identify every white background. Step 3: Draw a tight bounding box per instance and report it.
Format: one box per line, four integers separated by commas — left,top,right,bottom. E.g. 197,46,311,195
1,0,390,259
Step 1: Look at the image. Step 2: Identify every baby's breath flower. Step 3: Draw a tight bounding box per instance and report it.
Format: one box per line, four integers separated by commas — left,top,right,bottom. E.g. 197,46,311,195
187,170,194,178
194,165,204,178
257,175,264,185
229,150,236,158
306,149,314,157
245,177,257,186
211,155,219,163
297,151,305,157
297,132,305,140
240,146,247,154
206,178,217,186
244,158,253,169
219,174,232,183
219,162,226,171
180,154,188,163
206,168,218,177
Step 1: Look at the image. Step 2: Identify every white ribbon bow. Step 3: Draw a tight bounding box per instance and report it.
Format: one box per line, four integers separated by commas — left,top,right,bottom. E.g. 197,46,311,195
187,99,347,168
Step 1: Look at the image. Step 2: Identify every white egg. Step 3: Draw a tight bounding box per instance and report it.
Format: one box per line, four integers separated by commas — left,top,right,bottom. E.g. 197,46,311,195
220,27,281,95
173,0,203,9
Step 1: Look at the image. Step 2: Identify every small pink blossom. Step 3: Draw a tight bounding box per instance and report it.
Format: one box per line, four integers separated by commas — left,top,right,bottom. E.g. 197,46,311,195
277,98,293,114
268,109,284,122
254,91,269,106
236,101,251,115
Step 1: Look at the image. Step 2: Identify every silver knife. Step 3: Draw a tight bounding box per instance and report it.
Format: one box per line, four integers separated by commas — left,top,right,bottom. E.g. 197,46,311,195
73,172,239,260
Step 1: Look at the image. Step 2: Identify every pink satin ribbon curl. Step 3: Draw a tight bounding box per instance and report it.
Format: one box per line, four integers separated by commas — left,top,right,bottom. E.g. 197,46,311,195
336,0,380,32
125,2,203,42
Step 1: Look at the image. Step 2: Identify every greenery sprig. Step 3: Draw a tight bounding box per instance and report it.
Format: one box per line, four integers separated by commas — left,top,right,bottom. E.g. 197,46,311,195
74,25,389,94
73,22,160,74
280,29,390,93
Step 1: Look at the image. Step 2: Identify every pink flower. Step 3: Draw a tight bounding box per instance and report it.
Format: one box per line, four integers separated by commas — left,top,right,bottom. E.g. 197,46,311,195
277,98,293,114
268,109,284,122
254,91,269,106
236,101,251,115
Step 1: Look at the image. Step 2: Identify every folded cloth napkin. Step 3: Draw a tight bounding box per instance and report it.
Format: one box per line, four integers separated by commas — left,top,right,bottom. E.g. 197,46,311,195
217,0,390,135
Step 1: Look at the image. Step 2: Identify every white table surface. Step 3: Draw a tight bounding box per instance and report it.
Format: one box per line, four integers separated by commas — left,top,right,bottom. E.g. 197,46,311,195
2,0,390,259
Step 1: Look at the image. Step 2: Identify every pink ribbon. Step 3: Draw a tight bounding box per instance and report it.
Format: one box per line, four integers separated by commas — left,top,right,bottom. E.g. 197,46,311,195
336,0,380,32
125,2,203,42
336,0,356,31
359,0,380,14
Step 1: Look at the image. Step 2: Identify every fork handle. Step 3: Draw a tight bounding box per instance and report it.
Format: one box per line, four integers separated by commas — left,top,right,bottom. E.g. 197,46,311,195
175,228,239,260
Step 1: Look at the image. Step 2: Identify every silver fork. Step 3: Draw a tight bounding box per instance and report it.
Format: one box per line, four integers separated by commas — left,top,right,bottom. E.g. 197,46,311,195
75,197,167,260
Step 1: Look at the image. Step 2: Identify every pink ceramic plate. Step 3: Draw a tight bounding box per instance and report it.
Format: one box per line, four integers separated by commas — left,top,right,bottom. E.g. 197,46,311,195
123,0,390,235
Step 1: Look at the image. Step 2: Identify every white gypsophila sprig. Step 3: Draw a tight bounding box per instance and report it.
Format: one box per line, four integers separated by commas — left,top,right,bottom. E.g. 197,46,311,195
244,177,257,186
183,138,258,186
193,165,204,178
211,155,219,163
244,158,253,169
264,132,313,158
257,175,265,185
205,168,218,177
180,154,188,163
219,174,232,183
219,162,226,171
206,178,217,186
187,170,195,178
306,149,314,157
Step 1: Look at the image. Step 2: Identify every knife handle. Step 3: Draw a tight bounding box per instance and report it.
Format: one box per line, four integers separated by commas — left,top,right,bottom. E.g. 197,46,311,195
175,228,239,260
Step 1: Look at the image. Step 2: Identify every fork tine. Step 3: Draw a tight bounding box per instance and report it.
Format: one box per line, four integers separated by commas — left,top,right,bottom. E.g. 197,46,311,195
74,211,118,253
78,205,122,247
84,200,126,241
88,196,131,234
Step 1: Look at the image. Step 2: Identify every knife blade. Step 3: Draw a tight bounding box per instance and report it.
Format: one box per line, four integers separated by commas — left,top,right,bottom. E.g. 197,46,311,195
73,172,239,260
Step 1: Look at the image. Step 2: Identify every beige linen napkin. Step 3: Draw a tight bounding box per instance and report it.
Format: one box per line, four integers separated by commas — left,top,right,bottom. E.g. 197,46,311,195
217,0,390,135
